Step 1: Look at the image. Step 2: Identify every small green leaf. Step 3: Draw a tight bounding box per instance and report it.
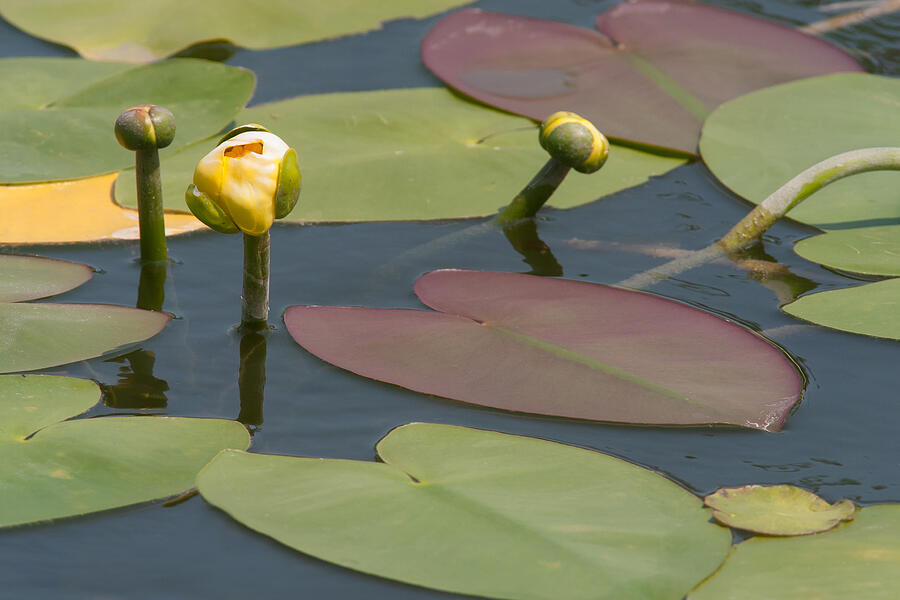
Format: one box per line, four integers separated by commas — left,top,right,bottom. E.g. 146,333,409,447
704,484,855,536
794,226,900,276
700,73,900,229
0,303,170,374
689,505,900,599
198,423,731,600
782,278,900,340
0,254,92,302
0,374,250,529
115,88,685,222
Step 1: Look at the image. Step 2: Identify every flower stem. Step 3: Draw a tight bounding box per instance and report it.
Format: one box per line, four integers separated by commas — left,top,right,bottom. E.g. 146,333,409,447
717,147,900,253
619,147,900,289
495,158,571,225
134,148,168,263
241,231,270,330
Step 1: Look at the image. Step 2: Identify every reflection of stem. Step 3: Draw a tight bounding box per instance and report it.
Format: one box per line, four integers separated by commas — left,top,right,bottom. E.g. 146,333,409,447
620,148,900,289
502,219,563,276
103,349,169,409
242,231,270,331
136,261,167,312
134,148,168,263
237,331,266,432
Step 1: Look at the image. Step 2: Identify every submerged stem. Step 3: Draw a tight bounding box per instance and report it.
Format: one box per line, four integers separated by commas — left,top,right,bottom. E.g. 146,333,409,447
241,231,270,330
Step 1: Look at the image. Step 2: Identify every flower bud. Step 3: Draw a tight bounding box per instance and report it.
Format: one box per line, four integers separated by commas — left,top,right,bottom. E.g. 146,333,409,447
186,125,301,236
539,111,609,174
115,105,175,151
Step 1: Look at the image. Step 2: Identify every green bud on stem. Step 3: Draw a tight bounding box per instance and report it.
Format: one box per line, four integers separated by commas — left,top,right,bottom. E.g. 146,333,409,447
115,104,175,264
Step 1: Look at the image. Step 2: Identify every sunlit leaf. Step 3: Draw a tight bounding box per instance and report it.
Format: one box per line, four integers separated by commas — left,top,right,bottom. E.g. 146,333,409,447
782,278,900,340
114,88,684,221
794,226,900,276
0,374,250,528
0,254,92,302
0,57,254,183
700,73,900,229
0,0,475,62
284,270,802,430
198,423,731,600
0,303,170,374
688,505,900,599
422,3,861,155
704,484,855,536
0,174,204,245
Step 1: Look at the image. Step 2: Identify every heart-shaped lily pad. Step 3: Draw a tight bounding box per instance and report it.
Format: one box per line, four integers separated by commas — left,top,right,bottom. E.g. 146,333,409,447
0,254,170,373
688,505,900,599
704,485,855,536
198,422,731,600
284,270,802,430
1,374,250,528
0,0,476,62
794,226,900,276
700,73,900,229
0,174,204,245
0,57,254,183
0,254,92,302
782,278,900,340
422,4,861,155
114,87,684,221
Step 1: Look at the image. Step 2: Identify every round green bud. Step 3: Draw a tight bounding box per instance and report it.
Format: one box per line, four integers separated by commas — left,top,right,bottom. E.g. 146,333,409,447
115,105,176,151
539,111,609,174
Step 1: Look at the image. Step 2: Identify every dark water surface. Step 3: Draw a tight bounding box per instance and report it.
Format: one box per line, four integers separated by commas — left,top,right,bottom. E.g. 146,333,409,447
2,1,898,598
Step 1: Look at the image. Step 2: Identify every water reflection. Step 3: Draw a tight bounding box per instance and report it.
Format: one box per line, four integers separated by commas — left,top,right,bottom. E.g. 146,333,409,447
237,331,267,433
103,349,169,409
502,219,563,276
104,261,170,409
726,242,818,304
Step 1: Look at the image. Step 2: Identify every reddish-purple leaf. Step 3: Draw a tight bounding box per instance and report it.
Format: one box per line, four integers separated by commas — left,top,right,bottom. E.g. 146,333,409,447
284,270,802,431
421,2,861,155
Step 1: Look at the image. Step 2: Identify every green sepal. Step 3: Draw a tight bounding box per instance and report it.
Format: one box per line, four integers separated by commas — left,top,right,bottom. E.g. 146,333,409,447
217,123,271,145
274,147,301,219
184,184,239,234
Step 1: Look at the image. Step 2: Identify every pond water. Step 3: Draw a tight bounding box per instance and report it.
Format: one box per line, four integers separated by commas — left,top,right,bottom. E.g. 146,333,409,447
2,1,899,598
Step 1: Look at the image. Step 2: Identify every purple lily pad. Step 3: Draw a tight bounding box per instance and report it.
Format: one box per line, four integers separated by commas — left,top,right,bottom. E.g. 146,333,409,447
421,2,861,155
284,270,802,431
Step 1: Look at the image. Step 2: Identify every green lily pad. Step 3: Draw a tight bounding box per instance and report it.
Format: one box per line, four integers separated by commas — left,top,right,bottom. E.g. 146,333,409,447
0,57,254,183
1,254,169,373
198,423,731,600
0,1,475,63
0,303,170,374
1,374,250,528
794,226,900,276
115,87,685,222
689,505,900,599
700,73,900,229
782,278,900,340
704,485,855,536
0,254,93,302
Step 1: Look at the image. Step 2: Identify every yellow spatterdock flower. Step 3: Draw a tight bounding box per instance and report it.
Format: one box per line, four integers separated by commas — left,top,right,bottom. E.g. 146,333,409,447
186,125,300,236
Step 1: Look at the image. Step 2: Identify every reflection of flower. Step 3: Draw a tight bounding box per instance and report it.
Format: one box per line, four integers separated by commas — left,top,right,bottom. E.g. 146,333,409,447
539,111,609,174
186,125,300,236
